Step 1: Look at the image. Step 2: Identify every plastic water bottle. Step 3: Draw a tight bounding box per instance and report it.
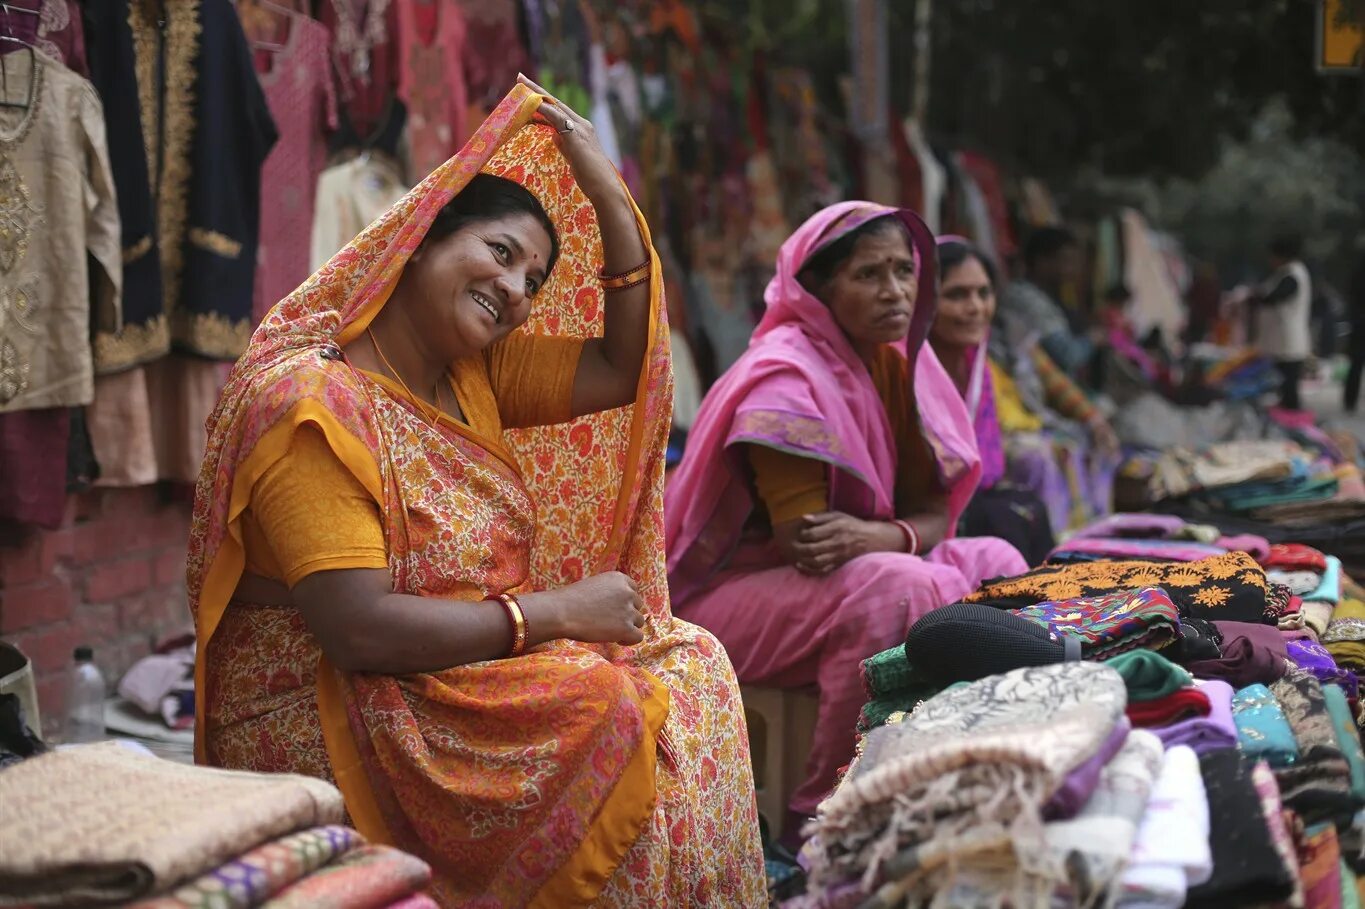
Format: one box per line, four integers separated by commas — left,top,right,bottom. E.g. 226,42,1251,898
64,646,105,744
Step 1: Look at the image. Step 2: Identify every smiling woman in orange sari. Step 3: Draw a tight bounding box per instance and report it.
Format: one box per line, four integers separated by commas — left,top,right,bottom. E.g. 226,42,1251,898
187,82,764,907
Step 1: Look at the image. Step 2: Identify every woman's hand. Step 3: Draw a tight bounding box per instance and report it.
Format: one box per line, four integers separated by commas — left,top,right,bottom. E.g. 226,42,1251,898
517,73,622,205
781,512,906,576
522,571,646,645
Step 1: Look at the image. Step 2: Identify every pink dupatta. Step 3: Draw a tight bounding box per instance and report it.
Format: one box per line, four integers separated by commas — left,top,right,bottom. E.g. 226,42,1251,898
665,202,982,601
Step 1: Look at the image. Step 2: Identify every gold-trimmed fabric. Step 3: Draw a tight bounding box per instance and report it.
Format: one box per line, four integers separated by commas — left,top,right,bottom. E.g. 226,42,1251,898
93,314,169,375
170,310,252,360
187,227,243,259
191,86,764,906
122,234,154,264
0,51,121,410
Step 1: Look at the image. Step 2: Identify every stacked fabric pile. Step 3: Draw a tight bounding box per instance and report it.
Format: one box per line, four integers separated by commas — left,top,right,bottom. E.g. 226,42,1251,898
0,742,434,908
809,542,1365,908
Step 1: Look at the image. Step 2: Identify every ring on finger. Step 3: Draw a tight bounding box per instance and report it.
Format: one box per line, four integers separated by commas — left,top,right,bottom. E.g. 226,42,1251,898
559,118,575,134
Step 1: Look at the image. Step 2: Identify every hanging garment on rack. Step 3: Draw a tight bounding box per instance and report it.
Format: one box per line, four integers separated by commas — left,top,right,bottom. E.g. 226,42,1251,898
0,406,68,528
320,0,401,155
309,153,408,269
85,0,277,370
395,0,467,179
0,48,120,413
37,0,85,76
254,15,338,323
456,0,528,120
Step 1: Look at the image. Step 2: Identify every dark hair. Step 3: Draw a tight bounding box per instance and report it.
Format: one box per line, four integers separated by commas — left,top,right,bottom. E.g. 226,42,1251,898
937,239,997,288
1022,226,1078,272
1103,282,1132,304
797,215,911,294
424,173,561,278
1269,233,1303,261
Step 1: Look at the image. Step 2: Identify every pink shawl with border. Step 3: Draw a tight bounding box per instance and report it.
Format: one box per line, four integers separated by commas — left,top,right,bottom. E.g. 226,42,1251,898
665,201,982,601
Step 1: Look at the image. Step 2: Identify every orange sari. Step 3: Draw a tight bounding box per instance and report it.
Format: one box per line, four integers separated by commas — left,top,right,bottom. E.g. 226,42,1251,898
188,87,764,907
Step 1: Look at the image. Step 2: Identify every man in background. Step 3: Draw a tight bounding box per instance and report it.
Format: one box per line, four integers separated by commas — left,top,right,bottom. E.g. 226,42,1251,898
1253,234,1313,411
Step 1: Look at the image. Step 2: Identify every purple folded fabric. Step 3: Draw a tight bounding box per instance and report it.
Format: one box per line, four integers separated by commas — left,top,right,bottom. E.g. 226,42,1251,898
1187,621,1289,688
1044,717,1132,820
1071,513,1187,540
1155,679,1238,754
1287,638,1360,700
1047,536,1228,563
1217,534,1272,562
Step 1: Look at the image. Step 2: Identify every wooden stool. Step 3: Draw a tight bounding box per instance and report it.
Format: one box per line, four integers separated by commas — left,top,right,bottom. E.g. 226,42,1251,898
741,685,819,839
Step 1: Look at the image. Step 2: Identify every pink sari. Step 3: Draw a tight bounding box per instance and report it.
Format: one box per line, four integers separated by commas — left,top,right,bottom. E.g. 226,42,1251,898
664,202,1027,815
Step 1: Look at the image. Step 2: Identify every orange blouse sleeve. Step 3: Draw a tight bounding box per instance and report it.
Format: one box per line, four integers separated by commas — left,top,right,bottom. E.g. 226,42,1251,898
747,444,829,526
241,425,389,588
486,332,585,429
871,345,942,516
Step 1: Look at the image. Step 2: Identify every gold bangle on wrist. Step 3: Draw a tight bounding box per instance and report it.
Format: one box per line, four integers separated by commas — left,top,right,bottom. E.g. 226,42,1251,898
599,260,650,290
488,593,529,657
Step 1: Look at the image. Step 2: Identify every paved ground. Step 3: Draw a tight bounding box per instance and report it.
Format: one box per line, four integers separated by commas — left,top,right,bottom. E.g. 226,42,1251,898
1302,360,1365,442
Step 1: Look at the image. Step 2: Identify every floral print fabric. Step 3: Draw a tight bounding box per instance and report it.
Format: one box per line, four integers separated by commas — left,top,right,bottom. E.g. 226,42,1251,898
962,552,1272,622
1014,586,1180,659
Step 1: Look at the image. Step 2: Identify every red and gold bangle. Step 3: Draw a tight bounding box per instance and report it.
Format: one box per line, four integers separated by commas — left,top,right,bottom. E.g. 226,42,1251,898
488,593,529,657
599,260,650,290
893,519,920,556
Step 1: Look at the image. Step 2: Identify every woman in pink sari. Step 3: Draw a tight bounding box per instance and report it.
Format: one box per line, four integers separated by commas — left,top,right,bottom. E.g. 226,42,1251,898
664,202,1027,826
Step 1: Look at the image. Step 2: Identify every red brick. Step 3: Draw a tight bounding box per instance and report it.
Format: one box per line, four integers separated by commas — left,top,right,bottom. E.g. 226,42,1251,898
7,622,83,675
154,547,188,587
117,591,159,631
76,602,119,643
0,577,75,633
85,558,152,603
35,673,66,733
0,531,44,587
73,517,130,565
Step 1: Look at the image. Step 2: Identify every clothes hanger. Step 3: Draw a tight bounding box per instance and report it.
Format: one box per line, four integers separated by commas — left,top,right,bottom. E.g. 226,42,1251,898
240,0,298,53
0,4,36,112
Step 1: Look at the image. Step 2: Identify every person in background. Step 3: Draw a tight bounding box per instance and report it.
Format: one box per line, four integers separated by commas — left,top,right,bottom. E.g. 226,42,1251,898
665,202,1028,836
1345,238,1365,413
929,237,1056,565
1253,233,1313,411
998,226,1101,381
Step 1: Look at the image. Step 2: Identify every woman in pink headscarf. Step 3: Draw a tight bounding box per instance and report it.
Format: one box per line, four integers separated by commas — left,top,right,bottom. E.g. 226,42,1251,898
664,202,1027,827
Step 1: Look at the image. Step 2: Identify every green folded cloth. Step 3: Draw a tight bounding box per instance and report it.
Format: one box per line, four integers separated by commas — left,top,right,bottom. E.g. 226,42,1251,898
861,645,917,699
1104,649,1193,701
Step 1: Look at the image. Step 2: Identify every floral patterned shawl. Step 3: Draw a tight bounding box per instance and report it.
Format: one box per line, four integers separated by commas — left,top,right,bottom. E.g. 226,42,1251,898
187,86,678,906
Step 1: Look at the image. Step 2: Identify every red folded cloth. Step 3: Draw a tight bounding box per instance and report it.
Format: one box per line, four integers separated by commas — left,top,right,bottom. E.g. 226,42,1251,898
1261,543,1328,573
1127,686,1212,727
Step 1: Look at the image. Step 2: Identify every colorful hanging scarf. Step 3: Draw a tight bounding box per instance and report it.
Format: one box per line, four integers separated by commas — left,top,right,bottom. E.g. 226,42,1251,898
664,201,984,602
1013,586,1181,659
962,552,1272,623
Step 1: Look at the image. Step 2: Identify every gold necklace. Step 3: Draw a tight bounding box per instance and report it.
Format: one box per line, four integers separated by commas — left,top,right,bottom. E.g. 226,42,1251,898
368,328,441,425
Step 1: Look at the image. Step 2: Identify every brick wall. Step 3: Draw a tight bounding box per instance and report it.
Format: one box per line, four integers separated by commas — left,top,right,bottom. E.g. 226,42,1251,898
0,486,194,730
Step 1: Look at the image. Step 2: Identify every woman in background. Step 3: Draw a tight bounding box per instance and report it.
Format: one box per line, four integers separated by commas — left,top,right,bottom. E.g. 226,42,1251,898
665,202,1027,831
930,237,1055,565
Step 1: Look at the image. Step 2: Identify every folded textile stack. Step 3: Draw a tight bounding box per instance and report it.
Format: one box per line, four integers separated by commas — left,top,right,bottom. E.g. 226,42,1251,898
0,742,434,908
831,544,1365,907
